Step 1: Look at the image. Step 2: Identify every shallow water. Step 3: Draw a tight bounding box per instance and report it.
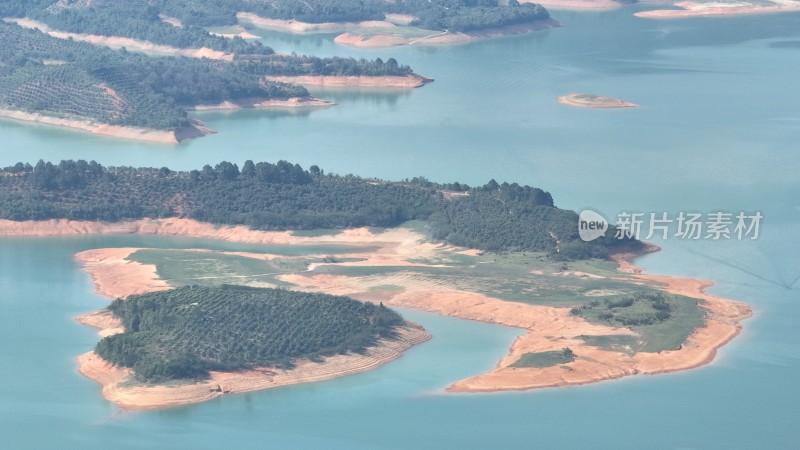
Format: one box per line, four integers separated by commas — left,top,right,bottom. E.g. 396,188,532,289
1,6,799,448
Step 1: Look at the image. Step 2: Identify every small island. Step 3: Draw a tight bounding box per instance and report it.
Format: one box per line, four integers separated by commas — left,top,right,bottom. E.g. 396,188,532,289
77,285,429,409
557,93,639,109
0,160,751,408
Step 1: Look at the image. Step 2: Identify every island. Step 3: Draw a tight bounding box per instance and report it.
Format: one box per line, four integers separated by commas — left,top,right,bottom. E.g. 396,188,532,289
0,160,750,409
77,285,429,410
557,93,639,109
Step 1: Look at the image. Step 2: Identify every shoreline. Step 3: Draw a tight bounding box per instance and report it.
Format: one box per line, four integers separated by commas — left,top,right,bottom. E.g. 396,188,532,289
4,18,233,60
236,12,558,47
333,20,560,48
265,74,433,89
189,96,335,111
635,1,800,19
76,323,430,410
446,244,751,392
236,12,396,34
0,218,750,396
0,96,334,142
0,109,214,144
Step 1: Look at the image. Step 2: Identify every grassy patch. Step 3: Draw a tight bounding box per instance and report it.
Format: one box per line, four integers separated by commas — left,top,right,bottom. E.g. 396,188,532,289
511,349,575,368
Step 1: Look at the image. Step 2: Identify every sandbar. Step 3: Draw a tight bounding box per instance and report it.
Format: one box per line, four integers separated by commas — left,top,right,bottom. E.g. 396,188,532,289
557,93,639,108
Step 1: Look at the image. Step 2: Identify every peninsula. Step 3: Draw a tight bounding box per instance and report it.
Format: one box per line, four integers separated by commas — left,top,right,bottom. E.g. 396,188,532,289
0,160,750,408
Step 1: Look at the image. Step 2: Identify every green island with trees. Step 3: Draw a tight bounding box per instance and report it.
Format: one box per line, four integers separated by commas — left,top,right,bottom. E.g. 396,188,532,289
96,285,405,383
0,159,637,258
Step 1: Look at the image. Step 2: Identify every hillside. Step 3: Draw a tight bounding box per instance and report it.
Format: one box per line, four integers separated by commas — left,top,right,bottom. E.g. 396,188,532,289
0,159,636,258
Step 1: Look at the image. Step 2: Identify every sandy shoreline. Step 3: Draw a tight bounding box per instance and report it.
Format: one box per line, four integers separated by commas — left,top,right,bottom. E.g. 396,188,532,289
237,11,557,47
0,218,750,397
447,254,751,392
635,1,800,18
0,97,333,142
76,324,429,410
266,74,432,89
0,109,214,143
333,20,560,48
236,12,395,34
190,96,335,111
4,18,233,60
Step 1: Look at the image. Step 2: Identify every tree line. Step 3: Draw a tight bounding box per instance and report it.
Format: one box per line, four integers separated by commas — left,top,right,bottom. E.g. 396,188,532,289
0,159,638,258
96,285,405,382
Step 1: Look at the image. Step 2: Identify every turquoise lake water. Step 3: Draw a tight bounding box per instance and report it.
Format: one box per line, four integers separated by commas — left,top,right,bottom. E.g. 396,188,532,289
1,6,799,448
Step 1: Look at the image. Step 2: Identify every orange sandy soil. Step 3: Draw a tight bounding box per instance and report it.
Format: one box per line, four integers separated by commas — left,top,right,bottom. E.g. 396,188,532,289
74,248,172,300
557,93,639,108
4,18,233,60
635,1,800,18
0,218,750,395
332,20,560,48
266,74,432,89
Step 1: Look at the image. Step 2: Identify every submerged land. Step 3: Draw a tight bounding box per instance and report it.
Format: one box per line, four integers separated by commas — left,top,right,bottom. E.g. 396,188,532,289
557,93,639,109
0,160,750,408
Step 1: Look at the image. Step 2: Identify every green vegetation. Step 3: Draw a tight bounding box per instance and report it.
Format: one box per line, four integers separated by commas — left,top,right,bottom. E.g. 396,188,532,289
385,0,550,32
571,292,674,327
1,0,550,41
0,20,413,131
571,292,705,352
95,285,404,383
511,348,575,368
119,242,705,355
0,159,636,257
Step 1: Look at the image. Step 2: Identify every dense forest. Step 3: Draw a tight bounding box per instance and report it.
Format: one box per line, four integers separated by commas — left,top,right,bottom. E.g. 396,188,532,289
0,159,637,258
0,22,412,131
95,285,405,382
0,0,550,43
